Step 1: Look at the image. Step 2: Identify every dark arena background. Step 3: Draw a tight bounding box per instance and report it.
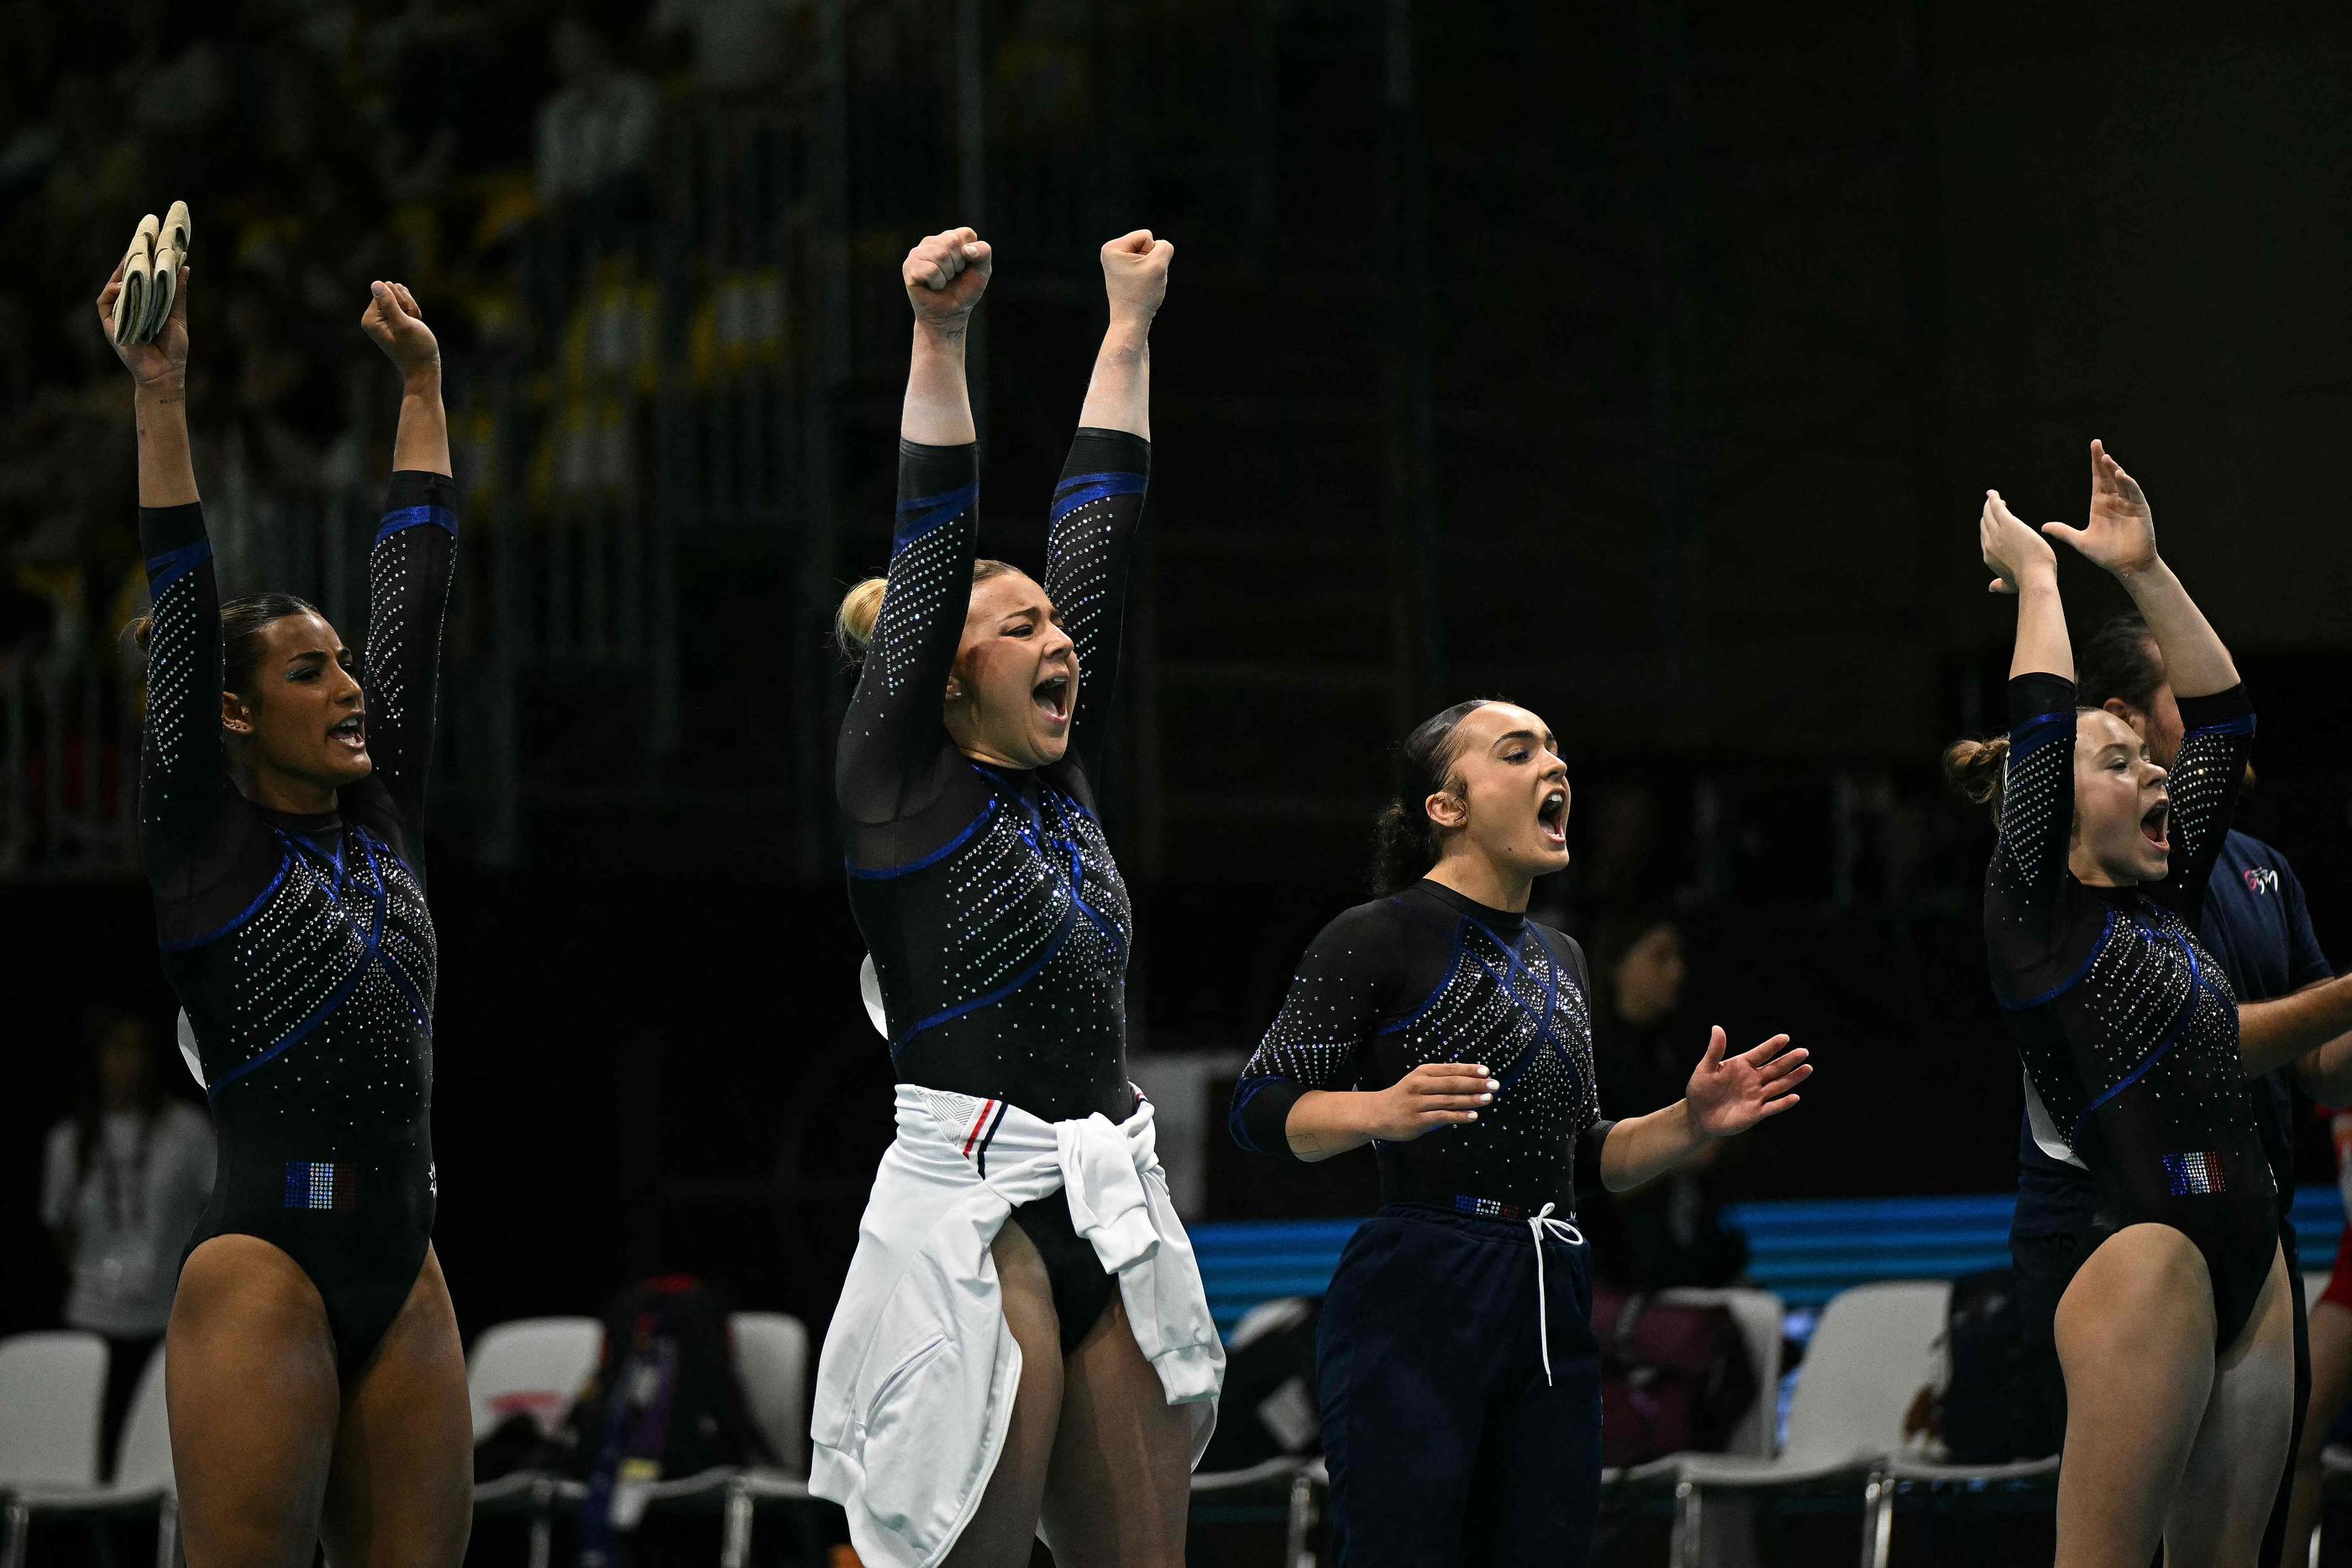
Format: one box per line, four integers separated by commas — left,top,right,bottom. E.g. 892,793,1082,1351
4,3,2349,1565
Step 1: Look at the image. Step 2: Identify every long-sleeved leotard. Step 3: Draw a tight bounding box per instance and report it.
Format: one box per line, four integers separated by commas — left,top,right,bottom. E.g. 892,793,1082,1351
1987,673,2271,1346
836,428,1148,1345
139,471,455,1378
1230,880,1616,1220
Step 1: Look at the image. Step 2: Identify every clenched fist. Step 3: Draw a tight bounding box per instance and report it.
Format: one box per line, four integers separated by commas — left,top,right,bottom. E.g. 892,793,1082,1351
904,227,992,325
1100,229,1173,325
360,281,440,382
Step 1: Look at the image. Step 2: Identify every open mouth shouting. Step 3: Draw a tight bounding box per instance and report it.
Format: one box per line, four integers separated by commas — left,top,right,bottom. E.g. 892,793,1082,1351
329,711,368,754
1032,673,1073,728
1537,787,1568,849
2140,796,2170,854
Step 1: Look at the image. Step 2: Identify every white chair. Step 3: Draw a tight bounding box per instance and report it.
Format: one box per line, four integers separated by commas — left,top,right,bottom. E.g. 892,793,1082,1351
466,1317,601,1568
468,1316,603,1441
0,1331,106,1492
2,1338,171,1568
1631,1282,1957,1568
731,1312,810,1476
2307,1272,2332,1313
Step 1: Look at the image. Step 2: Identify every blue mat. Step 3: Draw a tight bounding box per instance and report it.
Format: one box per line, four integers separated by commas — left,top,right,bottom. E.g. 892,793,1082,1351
1191,1187,2348,1335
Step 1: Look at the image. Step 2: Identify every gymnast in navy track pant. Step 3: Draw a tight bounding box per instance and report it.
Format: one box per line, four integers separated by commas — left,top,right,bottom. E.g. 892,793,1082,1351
1231,698,1810,1565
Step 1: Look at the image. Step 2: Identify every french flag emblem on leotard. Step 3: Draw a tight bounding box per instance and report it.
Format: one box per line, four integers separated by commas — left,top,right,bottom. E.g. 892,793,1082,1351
283,1161,354,1210
2162,1151,2227,1197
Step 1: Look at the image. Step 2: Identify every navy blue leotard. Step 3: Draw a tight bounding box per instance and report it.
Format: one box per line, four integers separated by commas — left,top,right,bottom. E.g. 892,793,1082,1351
139,473,454,1379
1986,674,2273,1346
835,430,1149,1348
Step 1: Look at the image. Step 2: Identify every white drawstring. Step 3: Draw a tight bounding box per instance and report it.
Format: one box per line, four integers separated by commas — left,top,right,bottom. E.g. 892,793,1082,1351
1528,1202,1586,1387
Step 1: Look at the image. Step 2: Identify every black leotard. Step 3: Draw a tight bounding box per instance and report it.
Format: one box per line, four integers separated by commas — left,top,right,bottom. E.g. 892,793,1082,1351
836,429,1148,1346
139,474,454,1379
1230,880,1616,1220
1986,674,2271,1347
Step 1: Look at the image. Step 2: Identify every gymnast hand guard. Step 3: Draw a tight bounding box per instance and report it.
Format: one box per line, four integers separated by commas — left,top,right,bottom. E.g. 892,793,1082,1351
111,199,192,347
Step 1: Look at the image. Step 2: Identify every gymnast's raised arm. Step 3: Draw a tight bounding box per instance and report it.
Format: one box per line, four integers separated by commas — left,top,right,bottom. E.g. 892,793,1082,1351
1047,230,1171,774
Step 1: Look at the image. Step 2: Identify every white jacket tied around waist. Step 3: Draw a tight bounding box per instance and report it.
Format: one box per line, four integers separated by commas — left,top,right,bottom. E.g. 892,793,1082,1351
810,1084,1225,1567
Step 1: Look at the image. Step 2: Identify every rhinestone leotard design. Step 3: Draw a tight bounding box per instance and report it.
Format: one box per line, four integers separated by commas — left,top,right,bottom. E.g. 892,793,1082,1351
1986,673,2272,1346
835,430,1148,1348
139,473,454,1378
1230,881,1618,1218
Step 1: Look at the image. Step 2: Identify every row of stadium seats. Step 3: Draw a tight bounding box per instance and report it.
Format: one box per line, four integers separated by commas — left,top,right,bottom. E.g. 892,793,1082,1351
4,1278,2344,1565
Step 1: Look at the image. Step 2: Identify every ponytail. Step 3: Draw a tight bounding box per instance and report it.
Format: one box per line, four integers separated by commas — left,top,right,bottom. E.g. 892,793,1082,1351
1941,734,2012,822
1371,699,1490,895
834,577,888,660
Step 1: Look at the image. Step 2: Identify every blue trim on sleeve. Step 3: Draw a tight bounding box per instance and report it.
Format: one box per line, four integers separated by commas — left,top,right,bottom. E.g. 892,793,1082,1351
1230,1077,1276,1153
2008,709,2071,755
144,540,213,595
375,504,457,543
2184,713,2257,738
891,482,979,554
1049,471,1146,522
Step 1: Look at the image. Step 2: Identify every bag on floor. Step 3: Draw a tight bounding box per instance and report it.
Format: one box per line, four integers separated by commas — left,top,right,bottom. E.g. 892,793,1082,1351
1200,1295,1322,1471
566,1276,773,1566
1938,1266,2045,1462
1590,1287,1758,1466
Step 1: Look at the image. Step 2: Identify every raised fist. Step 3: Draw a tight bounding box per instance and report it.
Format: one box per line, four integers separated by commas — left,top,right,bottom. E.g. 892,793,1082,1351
1100,229,1173,323
360,281,440,380
903,228,992,324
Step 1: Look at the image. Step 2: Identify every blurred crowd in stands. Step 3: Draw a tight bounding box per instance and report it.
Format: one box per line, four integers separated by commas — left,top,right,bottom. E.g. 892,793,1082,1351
0,0,812,679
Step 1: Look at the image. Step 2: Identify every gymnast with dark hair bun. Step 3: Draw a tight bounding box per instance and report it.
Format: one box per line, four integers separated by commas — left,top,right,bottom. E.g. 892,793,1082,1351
101,249,473,1564
1229,696,1809,1567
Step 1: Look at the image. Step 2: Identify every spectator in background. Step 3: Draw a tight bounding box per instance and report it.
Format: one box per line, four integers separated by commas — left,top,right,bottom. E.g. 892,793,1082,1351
534,16,659,209
41,1009,215,1473
652,0,803,97
1583,912,1751,1289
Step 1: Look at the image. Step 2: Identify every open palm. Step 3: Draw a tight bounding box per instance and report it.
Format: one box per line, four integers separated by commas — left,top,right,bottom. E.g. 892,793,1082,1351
2043,438,2157,576
1684,1027,1809,1138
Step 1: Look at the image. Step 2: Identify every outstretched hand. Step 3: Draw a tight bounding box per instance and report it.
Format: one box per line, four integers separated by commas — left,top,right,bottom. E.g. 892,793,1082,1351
360,281,440,380
904,227,992,325
1683,1027,1809,1139
2041,438,2157,577
1979,489,2056,595
97,256,189,389
1100,229,1173,324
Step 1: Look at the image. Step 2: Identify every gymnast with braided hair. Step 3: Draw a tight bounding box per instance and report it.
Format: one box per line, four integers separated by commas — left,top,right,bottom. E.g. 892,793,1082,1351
101,251,471,1565
808,226,1222,1568
1948,444,2286,1567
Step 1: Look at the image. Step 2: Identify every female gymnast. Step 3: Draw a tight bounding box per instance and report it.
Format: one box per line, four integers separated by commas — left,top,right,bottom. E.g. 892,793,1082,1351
1948,443,2287,1566
102,255,471,1565
808,227,1221,1568
1229,697,1809,1565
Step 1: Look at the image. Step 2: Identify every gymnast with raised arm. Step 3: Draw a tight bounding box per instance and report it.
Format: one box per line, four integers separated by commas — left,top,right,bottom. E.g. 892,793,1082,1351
808,227,1222,1568
1948,445,2288,1567
102,248,470,1565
